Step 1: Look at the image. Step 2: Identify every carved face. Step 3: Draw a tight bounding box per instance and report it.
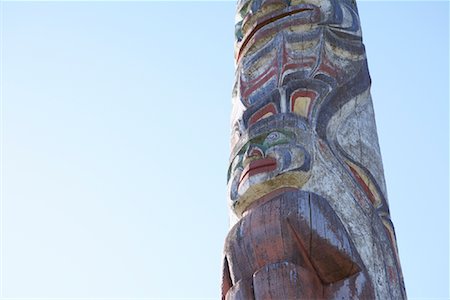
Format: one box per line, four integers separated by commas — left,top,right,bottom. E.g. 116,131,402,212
234,0,361,62
229,0,369,216
231,0,366,141
227,117,313,216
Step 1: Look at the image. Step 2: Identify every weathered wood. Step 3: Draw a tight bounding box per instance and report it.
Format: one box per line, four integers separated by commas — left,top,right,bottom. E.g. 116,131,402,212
222,0,406,299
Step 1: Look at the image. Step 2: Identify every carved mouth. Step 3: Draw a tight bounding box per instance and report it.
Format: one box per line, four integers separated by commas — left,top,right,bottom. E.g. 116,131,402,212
238,4,320,60
239,157,277,183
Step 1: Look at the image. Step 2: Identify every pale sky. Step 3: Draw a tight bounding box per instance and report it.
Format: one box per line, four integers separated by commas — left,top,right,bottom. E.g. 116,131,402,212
0,1,448,299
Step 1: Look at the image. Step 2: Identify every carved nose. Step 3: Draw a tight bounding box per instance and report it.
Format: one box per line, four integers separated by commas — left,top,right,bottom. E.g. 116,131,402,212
243,145,264,167
247,145,264,158
249,146,263,157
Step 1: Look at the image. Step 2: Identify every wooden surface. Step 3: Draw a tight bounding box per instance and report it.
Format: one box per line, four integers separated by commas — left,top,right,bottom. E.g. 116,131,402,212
223,0,406,299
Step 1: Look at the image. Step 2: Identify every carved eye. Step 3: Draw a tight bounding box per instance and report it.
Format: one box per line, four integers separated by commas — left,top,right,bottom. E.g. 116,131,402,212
266,132,281,141
264,131,286,145
263,131,293,147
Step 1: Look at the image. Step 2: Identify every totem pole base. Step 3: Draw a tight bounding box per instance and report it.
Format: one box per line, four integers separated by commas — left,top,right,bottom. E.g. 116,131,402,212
222,190,374,300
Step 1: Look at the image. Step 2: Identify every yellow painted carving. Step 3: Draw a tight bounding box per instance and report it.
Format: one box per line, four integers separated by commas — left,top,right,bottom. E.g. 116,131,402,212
242,3,287,38
244,33,276,57
287,36,319,51
325,41,365,61
293,96,311,117
244,48,276,80
381,218,402,267
233,171,310,217
346,160,382,208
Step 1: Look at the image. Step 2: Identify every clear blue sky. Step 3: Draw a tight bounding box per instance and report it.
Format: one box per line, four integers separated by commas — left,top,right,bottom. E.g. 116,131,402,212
0,1,448,299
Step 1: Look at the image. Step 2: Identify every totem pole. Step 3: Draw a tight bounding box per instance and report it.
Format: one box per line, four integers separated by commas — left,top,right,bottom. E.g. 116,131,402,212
221,0,406,299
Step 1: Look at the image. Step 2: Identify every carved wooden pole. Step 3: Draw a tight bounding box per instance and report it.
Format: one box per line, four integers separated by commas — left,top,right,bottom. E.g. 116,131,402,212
222,0,407,299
